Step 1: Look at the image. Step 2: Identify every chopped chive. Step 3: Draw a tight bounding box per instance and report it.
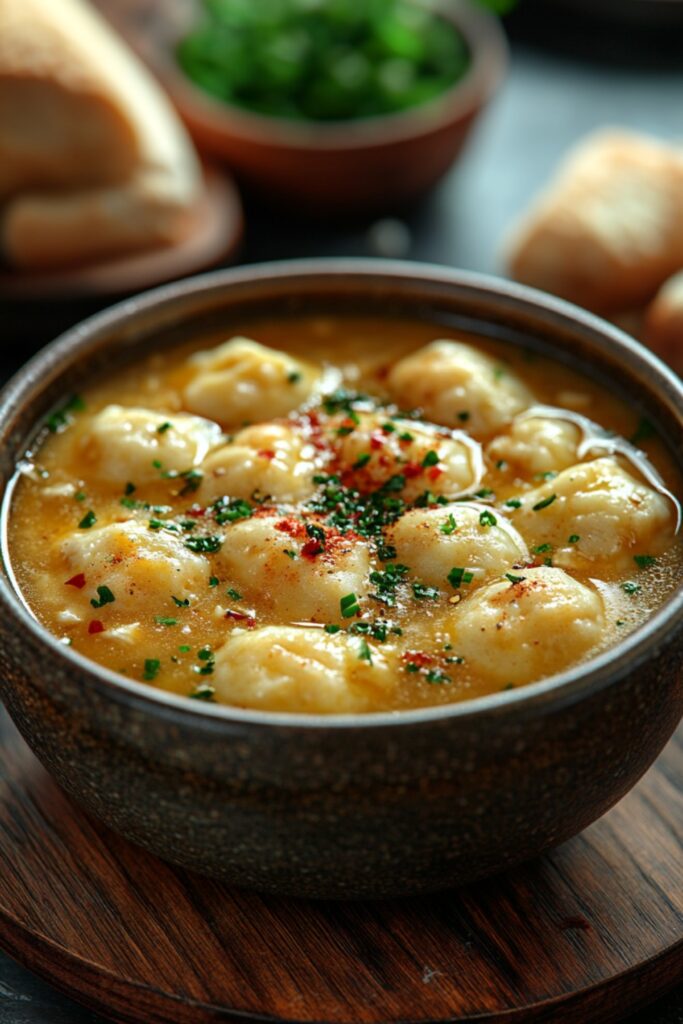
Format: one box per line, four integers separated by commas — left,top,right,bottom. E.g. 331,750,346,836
143,659,161,681
78,509,97,529
172,596,190,607
209,576,219,587
505,498,522,509
324,624,341,634
74,490,87,502
412,582,440,600
357,638,373,663
505,573,526,585
440,513,457,535
352,453,371,470
447,567,474,588
226,588,242,600
479,510,497,528
568,534,580,544
533,543,553,554
421,449,439,468
340,592,360,618
157,421,173,434
622,581,641,595
90,585,115,609
633,554,656,569
283,549,297,560
532,493,557,511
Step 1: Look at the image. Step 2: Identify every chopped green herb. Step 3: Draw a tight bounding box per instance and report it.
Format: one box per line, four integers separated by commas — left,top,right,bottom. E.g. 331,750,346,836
505,498,522,509
475,488,494,499
412,582,440,600
46,394,85,433
213,497,252,524
457,411,470,422
90,585,115,609
324,624,341,634
143,659,161,681
352,453,371,470
502,682,515,691
616,620,626,627
78,509,97,529
398,431,414,442
505,573,526,585
422,449,439,468
340,592,360,618
124,482,136,495
172,596,190,607
534,470,558,481
74,490,87,502
357,638,373,663
381,422,396,434
283,549,297,560
622,581,641,595
440,513,457,535
633,554,656,569
179,644,192,652
184,535,223,553
479,510,497,528
287,371,302,384
495,460,507,470
532,493,557,511
226,588,242,600
369,563,409,606
377,542,397,561
152,459,163,469
493,367,506,381
157,421,173,434
533,543,553,554
568,534,580,544
190,683,216,701
209,576,219,587
305,523,326,547
426,669,450,684
405,663,420,673
155,616,178,627
448,566,474,588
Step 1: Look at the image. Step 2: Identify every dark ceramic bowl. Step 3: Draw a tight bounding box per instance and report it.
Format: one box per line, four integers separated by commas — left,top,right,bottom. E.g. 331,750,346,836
95,0,507,215
0,261,681,900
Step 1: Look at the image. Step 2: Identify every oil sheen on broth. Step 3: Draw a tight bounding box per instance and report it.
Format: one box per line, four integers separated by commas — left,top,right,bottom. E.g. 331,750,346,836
8,317,682,714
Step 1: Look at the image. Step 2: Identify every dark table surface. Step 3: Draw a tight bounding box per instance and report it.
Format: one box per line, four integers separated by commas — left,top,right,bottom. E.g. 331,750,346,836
1,6,682,1023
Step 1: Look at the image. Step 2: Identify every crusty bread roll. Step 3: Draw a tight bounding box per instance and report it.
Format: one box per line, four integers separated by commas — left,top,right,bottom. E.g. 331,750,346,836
503,131,683,315
643,270,683,374
0,0,201,269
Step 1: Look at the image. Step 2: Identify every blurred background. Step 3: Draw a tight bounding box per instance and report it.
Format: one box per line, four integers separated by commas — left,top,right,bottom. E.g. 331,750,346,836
0,1,682,1020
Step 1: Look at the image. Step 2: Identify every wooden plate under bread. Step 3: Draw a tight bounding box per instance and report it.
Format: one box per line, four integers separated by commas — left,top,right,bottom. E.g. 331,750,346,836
0,164,243,300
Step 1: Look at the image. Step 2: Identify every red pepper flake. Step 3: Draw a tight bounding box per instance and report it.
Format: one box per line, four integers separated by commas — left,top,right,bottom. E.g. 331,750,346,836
88,620,105,635
428,466,444,481
65,573,86,589
187,505,206,518
301,539,323,558
225,609,256,628
402,650,434,667
369,432,385,451
404,462,423,479
275,517,307,539
257,449,275,460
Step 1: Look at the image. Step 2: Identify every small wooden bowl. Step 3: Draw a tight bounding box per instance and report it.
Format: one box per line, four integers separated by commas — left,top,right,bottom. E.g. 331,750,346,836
96,0,508,216
0,261,681,899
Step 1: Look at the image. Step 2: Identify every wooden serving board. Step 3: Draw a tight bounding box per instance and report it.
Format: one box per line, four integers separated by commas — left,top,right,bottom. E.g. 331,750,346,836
0,705,681,1024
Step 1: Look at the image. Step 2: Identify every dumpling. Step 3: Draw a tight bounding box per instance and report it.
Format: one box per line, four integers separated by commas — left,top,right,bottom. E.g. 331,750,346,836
56,519,209,620
487,415,580,476
212,625,395,713
511,456,673,568
330,412,481,501
213,514,370,624
183,337,322,428
454,567,606,685
77,405,222,485
387,340,533,438
198,422,323,504
385,503,529,590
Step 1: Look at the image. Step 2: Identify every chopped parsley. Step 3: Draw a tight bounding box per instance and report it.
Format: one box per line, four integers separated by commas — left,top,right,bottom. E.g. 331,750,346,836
505,498,522,509
425,669,450,685
568,534,580,544
633,554,656,569
46,394,85,433
78,509,97,529
422,449,439,468
90,585,115,608
213,497,252,524
184,535,223,553
143,659,161,681
179,644,192,652
369,563,409,606
157,421,173,434
209,576,219,587
155,616,178,627
348,620,402,641
447,566,474,588
74,490,87,502
532,493,557,511
195,647,215,676
340,592,360,618
479,510,497,528
440,513,457,535
398,431,414,443
533,543,553,554
352,453,371,470
377,542,397,561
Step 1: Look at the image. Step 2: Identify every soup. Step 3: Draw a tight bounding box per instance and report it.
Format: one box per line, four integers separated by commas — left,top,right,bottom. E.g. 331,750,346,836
7,316,682,713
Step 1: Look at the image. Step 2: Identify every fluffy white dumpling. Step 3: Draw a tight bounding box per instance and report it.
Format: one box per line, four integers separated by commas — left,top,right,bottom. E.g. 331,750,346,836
199,422,322,504
454,567,606,685
212,625,395,713
387,340,533,438
78,405,222,485
57,520,209,619
512,457,674,568
214,515,370,624
183,337,322,428
487,416,581,476
331,412,481,500
386,503,529,590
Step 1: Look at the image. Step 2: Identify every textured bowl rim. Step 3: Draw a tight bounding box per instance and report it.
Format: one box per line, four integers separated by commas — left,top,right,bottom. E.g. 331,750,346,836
159,0,508,151
1,258,681,732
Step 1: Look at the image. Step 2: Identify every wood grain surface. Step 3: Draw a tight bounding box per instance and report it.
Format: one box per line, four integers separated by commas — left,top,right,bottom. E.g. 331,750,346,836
0,706,681,1024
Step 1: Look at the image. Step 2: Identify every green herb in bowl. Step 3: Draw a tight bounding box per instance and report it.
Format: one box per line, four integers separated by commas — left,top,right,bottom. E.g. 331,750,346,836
178,0,479,122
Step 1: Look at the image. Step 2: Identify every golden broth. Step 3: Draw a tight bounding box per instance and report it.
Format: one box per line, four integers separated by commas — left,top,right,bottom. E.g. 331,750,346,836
8,316,683,713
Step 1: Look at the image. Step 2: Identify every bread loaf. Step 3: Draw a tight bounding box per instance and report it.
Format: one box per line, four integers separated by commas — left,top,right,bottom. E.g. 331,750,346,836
643,270,683,374
503,131,683,315
0,0,201,269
